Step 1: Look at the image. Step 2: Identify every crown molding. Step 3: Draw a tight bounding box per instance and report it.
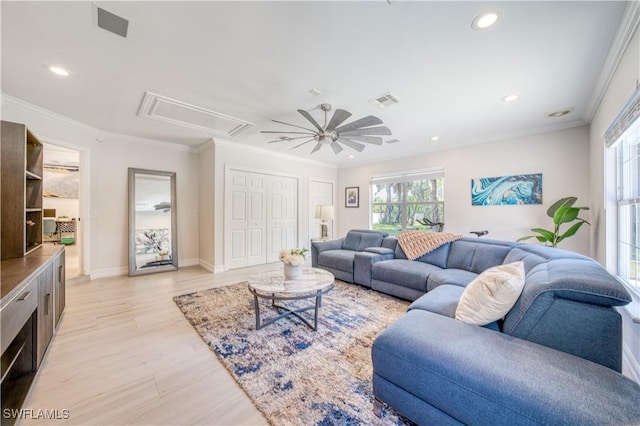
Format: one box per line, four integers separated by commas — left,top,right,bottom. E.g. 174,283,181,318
2,93,99,133
212,138,338,169
2,93,199,153
585,1,640,122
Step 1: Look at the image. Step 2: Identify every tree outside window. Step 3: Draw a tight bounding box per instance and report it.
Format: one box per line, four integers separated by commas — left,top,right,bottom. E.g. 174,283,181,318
371,173,444,236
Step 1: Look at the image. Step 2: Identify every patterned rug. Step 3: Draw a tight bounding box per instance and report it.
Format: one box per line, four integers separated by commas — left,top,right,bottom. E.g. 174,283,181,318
173,280,412,425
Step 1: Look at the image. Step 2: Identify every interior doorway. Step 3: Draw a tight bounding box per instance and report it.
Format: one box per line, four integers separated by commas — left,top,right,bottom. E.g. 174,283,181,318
42,143,83,280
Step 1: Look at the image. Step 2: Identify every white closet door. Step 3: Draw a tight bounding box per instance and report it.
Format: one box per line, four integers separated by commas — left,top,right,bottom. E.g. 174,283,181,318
309,180,334,240
229,171,249,269
227,169,298,270
266,176,298,262
247,174,267,266
282,177,298,249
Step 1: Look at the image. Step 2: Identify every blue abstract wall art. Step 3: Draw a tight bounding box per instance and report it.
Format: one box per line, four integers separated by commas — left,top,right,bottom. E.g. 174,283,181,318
471,173,542,206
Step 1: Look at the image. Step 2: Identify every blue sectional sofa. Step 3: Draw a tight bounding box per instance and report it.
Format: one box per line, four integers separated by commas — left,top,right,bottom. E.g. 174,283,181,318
311,231,640,424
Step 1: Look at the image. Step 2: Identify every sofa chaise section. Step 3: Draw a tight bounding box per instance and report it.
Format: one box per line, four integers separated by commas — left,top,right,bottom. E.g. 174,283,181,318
372,309,640,425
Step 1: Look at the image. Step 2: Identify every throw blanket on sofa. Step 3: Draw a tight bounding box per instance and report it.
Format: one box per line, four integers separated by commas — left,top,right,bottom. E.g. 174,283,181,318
398,231,463,260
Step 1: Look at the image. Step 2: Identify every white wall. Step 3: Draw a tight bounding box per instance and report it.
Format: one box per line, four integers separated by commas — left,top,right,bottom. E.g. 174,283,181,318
338,126,591,255
1,96,201,278
43,197,79,219
198,143,215,271
210,140,337,271
588,23,640,382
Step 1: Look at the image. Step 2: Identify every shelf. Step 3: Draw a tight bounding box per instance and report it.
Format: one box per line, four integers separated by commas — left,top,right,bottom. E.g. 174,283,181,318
25,171,42,180
1,371,36,425
1,340,25,384
25,208,42,213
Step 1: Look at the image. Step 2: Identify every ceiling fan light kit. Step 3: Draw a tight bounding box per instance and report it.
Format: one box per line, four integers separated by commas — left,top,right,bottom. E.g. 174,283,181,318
262,103,392,155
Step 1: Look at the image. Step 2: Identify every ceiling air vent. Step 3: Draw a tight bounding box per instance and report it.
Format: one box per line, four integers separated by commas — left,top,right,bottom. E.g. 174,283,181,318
369,92,402,108
94,4,129,38
137,92,254,137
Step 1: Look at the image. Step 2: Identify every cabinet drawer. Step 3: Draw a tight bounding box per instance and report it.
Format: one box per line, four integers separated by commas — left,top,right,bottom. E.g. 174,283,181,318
1,277,37,354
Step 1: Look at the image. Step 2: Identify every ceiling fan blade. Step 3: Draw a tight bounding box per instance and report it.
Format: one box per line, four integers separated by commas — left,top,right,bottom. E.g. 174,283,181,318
311,142,323,154
330,141,343,154
340,126,392,136
261,130,316,135
326,109,352,131
335,115,383,133
338,138,366,152
288,138,316,151
297,109,324,132
267,135,315,143
344,135,384,145
270,119,316,132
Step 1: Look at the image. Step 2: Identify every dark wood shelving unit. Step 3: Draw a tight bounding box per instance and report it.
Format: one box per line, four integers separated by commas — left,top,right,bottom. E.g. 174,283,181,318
1,121,44,260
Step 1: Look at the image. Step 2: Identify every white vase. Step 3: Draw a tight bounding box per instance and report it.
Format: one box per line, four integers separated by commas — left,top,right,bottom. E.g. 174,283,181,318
284,263,302,280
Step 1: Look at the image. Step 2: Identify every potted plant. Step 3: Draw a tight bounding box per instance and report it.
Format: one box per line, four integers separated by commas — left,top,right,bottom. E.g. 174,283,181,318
517,196,590,248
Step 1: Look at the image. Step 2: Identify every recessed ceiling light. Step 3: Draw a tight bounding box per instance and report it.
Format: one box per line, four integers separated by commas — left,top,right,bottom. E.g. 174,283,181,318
309,88,322,96
430,136,440,142
472,10,502,30
48,66,70,77
545,108,574,118
501,94,519,102
348,155,355,159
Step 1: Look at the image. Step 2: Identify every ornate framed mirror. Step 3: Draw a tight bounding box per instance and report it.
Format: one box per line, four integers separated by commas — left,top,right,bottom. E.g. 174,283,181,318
128,168,178,276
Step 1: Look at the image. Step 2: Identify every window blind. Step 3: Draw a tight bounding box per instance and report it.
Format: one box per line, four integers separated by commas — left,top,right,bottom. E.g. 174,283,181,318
370,167,444,185
605,85,640,148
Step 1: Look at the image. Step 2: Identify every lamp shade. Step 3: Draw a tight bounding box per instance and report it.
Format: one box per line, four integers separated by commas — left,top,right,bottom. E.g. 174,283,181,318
317,205,334,221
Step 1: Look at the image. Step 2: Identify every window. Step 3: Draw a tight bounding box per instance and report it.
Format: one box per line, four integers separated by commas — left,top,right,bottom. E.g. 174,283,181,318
370,169,444,236
606,88,640,294
616,120,640,293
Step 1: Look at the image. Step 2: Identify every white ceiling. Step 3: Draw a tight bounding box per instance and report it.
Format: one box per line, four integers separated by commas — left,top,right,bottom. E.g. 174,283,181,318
1,1,629,166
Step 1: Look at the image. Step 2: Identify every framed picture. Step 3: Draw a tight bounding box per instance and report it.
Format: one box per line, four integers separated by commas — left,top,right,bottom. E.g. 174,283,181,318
345,187,359,208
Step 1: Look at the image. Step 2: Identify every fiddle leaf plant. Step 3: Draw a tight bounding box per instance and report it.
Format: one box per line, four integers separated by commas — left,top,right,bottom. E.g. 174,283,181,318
517,196,590,248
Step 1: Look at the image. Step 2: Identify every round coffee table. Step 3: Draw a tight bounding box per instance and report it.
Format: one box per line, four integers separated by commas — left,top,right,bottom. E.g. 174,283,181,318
247,267,335,331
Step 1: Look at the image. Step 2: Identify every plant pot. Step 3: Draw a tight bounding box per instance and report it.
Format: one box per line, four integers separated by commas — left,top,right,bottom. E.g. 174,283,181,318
284,263,302,280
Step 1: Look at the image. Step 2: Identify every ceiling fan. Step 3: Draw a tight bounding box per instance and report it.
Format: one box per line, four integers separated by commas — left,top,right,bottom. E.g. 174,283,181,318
261,103,392,154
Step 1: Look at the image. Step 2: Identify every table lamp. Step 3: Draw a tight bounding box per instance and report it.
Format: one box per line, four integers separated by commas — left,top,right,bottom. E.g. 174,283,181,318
315,205,334,240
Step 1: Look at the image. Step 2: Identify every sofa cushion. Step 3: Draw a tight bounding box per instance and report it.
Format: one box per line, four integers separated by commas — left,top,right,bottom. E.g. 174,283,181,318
446,238,514,273
343,231,384,251
372,259,441,292
317,250,356,272
426,268,477,291
455,262,525,326
408,285,464,317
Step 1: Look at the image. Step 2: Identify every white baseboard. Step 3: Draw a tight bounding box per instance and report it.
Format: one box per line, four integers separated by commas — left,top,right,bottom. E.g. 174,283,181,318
214,264,226,274
180,258,200,267
198,259,215,273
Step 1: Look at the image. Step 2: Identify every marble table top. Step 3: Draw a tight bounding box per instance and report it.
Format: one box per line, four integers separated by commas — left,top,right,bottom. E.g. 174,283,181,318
248,267,335,296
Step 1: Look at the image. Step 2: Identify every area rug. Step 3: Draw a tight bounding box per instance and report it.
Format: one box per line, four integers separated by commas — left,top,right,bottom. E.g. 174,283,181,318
173,280,413,425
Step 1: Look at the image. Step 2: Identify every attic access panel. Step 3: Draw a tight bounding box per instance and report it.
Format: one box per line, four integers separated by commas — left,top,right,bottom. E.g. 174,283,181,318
137,92,254,137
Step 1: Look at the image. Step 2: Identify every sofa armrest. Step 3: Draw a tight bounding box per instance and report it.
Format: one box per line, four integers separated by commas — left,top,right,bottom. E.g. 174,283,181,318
372,309,640,425
364,247,394,256
311,238,345,266
354,250,394,287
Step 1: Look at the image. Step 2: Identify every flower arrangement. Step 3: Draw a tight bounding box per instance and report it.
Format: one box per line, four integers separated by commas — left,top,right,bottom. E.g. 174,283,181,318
279,247,308,266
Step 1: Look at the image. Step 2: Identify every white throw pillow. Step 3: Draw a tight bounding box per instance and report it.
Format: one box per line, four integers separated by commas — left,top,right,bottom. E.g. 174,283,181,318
455,261,526,326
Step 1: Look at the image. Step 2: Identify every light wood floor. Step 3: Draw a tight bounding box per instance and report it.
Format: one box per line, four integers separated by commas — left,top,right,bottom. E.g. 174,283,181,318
19,265,278,425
